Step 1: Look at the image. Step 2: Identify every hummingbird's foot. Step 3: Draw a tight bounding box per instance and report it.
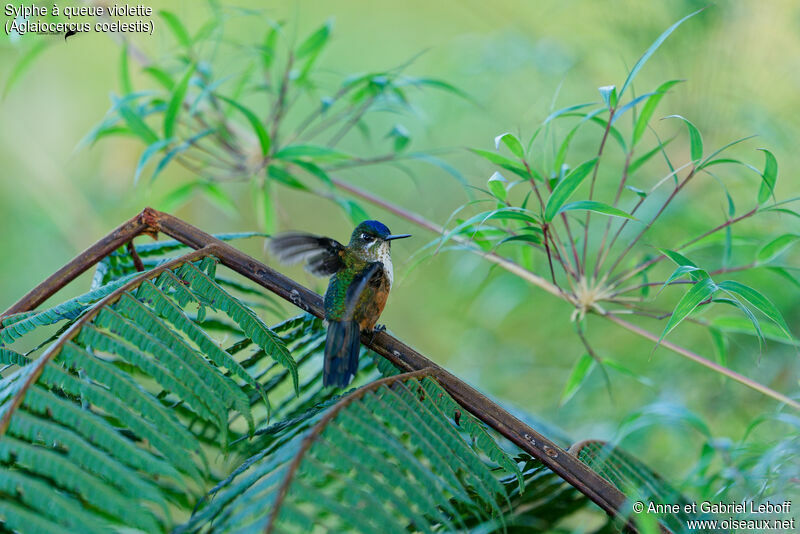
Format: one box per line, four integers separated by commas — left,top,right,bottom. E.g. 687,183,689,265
369,324,386,343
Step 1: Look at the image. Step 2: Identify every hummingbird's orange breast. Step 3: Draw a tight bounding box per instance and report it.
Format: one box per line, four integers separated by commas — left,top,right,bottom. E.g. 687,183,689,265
355,269,391,332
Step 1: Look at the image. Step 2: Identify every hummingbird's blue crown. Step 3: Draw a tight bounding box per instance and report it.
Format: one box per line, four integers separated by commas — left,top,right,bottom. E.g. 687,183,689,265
352,220,392,239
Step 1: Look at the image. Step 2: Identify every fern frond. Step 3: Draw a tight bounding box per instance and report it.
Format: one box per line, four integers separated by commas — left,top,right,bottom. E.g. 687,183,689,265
181,370,520,534
0,248,305,533
178,262,297,394
573,440,713,532
0,468,112,533
0,272,138,345
0,436,161,531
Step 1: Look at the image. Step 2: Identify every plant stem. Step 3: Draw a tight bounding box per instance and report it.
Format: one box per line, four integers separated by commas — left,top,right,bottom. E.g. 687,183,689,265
596,161,695,278
268,52,294,148
612,207,758,287
605,314,800,410
327,97,375,147
582,108,615,271
606,165,697,278
593,149,634,280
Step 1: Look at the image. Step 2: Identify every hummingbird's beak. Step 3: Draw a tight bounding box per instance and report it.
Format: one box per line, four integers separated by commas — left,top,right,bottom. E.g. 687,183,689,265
385,234,412,241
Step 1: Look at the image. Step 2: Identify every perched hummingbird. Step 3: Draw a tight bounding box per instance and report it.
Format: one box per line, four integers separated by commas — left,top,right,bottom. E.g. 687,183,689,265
269,221,411,387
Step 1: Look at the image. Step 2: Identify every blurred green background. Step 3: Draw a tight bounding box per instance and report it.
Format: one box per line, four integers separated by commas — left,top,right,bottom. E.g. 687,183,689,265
1,0,798,496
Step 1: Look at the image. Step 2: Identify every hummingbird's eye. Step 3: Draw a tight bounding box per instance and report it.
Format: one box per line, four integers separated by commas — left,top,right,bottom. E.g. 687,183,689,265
360,233,373,241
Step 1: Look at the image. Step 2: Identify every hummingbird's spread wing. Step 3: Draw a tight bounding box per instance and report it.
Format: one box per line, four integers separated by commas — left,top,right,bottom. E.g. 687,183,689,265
269,233,345,276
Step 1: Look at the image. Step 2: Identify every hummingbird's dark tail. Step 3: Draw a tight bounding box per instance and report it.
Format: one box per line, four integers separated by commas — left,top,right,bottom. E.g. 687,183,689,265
323,320,361,387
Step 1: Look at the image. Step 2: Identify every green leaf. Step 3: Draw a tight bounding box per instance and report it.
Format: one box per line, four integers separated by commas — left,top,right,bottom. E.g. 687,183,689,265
119,43,133,94
553,108,606,172
440,207,539,248
487,172,507,202
257,180,276,234
290,160,333,188
556,200,635,219
134,138,174,185
494,132,525,159
469,149,529,180
610,91,659,125
560,353,595,406
657,265,707,296
632,80,683,146
268,165,310,191
598,85,617,109
274,144,349,161
757,148,778,204
556,111,628,153
387,124,410,152
152,129,215,182
159,10,192,49
658,249,704,280
713,295,764,348
336,198,370,224
164,63,195,139
398,77,471,101
296,19,333,60
618,8,703,99
159,182,197,213
697,135,757,169
261,21,284,72
495,233,543,248
709,327,728,367
664,115,702,161
716,280,793,341
757,234,800,264
200,183,239,217
217,95,271,156
408,153,471,190
143,66,175,91
543,158,598,221
3,41,49,99
602,359,654,386
118,102,159,144
712,316,798,346
543,102,596,124
658,278,717,344
625,185,647,198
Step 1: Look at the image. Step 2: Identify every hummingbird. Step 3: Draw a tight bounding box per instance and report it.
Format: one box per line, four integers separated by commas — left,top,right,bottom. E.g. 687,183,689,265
269,221,411,387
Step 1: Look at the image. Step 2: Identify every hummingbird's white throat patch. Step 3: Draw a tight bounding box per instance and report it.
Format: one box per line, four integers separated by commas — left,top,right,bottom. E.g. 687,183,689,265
361,240,393,287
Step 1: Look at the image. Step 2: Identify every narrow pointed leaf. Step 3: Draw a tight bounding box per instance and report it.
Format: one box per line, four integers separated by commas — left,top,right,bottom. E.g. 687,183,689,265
659,278,717,344
619,8,703,98
557,200,635,219
757,148,778,204
544,158,598,221
632,80,683,145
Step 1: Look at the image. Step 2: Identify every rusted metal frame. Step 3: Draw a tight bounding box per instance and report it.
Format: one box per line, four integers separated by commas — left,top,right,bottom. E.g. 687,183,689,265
0,246,220,436
1,207,657,532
